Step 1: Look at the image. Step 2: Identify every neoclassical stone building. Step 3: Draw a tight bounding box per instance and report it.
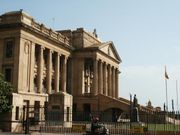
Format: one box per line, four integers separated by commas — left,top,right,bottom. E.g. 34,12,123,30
0,10,133,132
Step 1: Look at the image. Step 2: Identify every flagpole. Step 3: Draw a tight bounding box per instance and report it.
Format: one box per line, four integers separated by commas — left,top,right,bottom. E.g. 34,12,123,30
165,78,168,111
165,66,169,112
176,80,179,111
172,99,174,112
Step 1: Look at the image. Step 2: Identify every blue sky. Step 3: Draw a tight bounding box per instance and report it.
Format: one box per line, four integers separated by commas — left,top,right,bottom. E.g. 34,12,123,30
1,0,180,110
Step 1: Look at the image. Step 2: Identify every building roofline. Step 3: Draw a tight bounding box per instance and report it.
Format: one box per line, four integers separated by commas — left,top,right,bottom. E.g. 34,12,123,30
0,10,73,50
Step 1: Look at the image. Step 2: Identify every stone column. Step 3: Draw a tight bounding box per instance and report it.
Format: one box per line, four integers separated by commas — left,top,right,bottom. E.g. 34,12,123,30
108,64,111,96
37,46,44,93
61,55,67,92
47,49,53,94
29,42,35,92
92,59,98,95
55,52,60,93
103,62,107,95
112,66,115,98
115,68,119,98
98,60,103,94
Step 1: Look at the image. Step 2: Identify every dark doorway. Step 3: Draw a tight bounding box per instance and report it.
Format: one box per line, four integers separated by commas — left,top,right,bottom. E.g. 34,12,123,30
83,103,91,121
34,101,40,124
83,103,91,113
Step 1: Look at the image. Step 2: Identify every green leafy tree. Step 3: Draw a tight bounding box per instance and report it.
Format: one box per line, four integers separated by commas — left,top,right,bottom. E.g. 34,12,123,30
0,74,15,113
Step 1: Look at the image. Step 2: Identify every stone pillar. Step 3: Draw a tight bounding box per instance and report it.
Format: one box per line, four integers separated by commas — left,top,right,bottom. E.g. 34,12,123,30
108,65,111,96
76,58,84,95
47,49,53,94
61,55,67,92
115,68,119,98
98,60,103,94
37,46,44,93
103,62,107,95
29,42,35,92
92,59,98,95
55,52,60,93
112,66,115,98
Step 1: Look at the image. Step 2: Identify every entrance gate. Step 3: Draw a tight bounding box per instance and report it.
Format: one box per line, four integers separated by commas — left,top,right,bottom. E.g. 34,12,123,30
23,105,46,134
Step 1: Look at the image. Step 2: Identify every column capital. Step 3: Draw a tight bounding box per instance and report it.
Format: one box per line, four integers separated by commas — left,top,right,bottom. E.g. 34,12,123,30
97,58,103,62
57,52,61,56
40,46,45,50
108,64,111,68
31,42,36,46
49,49,54,54
111,66,115,70
116,68,121,74
63,55,68,60
103,61,107,65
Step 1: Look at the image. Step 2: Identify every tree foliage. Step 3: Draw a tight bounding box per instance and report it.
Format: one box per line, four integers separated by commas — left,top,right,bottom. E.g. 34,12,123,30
0,74,15,113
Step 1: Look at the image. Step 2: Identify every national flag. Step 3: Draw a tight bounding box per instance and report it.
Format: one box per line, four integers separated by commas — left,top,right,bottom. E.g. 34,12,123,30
172,99,174,111
165,66,169,79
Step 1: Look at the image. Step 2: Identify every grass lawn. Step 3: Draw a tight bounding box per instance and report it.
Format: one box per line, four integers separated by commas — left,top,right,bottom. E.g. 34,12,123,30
147,124,180,131
117,123,180,132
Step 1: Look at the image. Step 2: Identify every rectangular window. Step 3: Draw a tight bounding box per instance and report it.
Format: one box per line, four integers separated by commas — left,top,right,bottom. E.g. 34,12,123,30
34,101,40,122
66,107,70,122
4,38,14,58
5,68,12,82
15,106,19,120
23,100,29,121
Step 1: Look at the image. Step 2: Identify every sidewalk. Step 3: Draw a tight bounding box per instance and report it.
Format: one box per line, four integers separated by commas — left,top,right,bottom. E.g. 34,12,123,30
0,132,83,135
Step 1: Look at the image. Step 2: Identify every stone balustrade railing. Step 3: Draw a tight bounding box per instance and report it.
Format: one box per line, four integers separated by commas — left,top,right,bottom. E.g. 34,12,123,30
0,11,70,46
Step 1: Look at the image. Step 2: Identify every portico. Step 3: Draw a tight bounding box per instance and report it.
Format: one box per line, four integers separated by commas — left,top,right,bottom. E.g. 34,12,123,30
33,45,70,95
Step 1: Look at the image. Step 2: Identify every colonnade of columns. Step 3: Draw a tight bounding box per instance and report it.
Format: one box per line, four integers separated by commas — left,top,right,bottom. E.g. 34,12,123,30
35,45,68,94
34,45,119,98
92,59,119,98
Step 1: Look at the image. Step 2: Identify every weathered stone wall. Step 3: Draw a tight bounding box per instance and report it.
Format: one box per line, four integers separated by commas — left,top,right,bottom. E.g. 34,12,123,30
58,28,101,49
83,30,101,48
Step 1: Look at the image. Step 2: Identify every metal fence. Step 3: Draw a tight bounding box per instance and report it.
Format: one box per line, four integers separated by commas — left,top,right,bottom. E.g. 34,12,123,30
40,111,180,134
0,109,180,134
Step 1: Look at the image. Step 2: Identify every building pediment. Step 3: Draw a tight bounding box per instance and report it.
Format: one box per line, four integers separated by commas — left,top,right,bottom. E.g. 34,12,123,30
98,41,122,62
